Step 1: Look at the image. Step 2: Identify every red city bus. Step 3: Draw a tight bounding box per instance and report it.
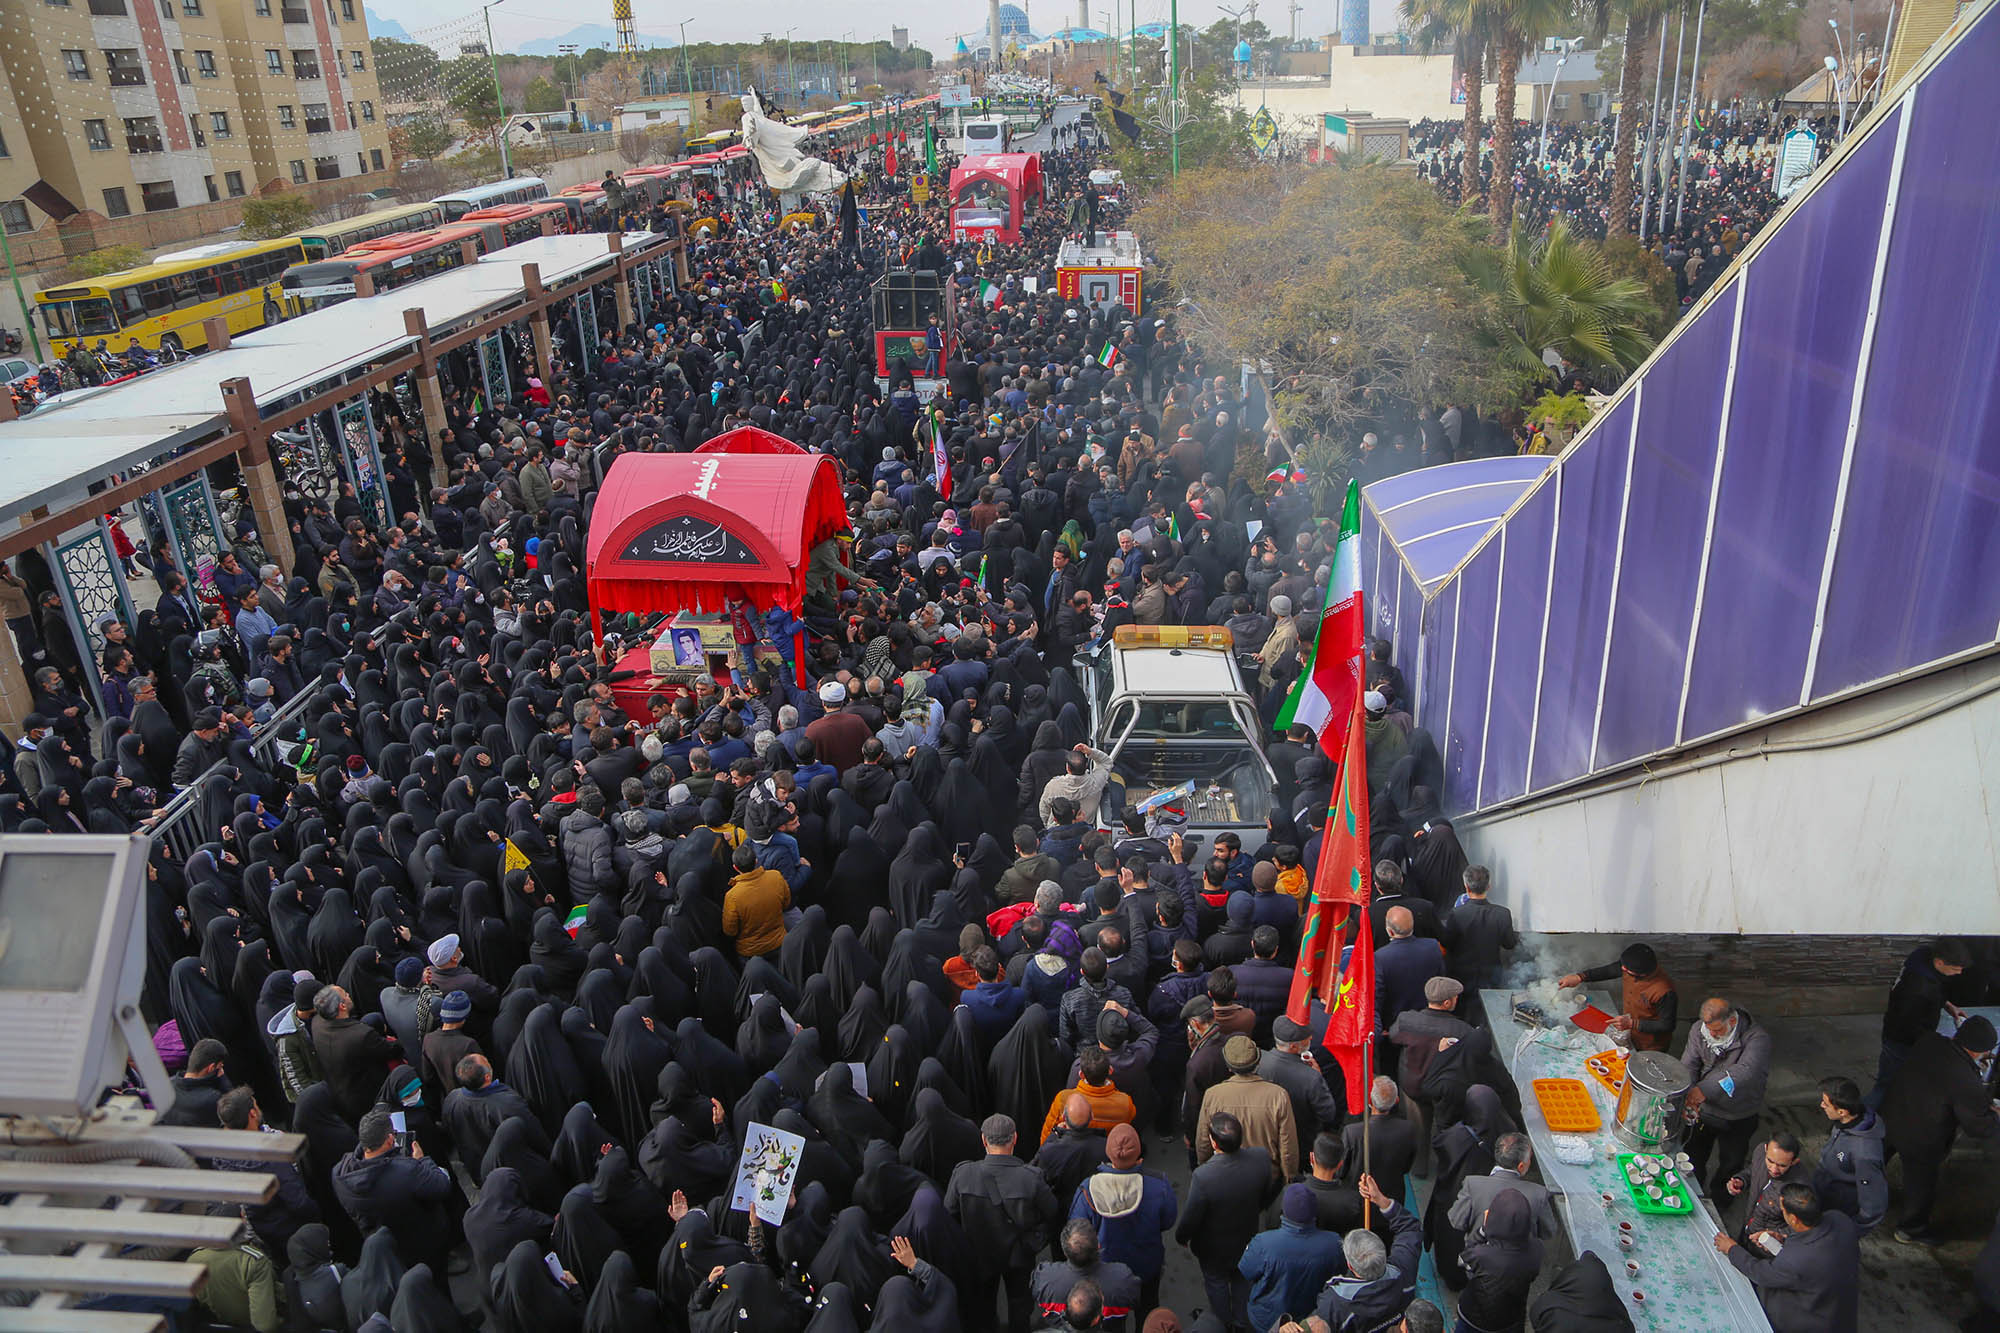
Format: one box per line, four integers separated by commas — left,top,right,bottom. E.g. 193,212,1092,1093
460,199,576,246
278,223,498,314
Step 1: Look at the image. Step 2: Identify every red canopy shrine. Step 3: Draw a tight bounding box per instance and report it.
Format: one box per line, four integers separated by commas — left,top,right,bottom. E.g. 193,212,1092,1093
584,428,847,616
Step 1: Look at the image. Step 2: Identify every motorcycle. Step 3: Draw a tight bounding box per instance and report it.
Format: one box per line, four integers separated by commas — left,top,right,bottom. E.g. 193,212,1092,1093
0,328,20,355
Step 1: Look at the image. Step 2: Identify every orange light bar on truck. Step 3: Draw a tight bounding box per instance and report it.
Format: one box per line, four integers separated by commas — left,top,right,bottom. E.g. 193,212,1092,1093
1110,625,1234,650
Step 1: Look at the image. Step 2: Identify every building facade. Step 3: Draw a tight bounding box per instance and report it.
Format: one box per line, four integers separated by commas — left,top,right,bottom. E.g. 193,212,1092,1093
0,0,391,235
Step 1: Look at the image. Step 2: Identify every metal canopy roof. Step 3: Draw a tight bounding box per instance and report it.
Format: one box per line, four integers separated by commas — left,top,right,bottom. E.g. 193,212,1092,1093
1364,456,1555,588
0,231,670,528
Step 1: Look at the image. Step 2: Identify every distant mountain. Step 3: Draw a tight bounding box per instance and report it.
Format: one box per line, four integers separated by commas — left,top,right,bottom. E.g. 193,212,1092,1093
363,6,407,39
513,24,680,56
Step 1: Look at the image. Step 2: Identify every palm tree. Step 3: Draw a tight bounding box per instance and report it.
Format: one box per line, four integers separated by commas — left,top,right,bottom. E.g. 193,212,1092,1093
1401,0,1495,207
1464,216,1660,381
1605,0,1669,236
1484,0,1578,236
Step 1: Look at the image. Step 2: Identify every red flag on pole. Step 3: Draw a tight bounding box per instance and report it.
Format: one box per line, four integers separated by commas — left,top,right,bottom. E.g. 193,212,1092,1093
886,140,899,175
1286,691,1373,1111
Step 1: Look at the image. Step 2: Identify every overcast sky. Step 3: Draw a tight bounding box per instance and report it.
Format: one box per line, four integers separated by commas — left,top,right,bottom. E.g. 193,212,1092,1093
381,0,1329,59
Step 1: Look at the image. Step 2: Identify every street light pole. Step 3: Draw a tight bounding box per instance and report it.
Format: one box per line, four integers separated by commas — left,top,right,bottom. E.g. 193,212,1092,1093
1638,12,1668,242
1169,0,1180,173
1672,0,1708,231
1536,44,1569,165
483,0,513,178
786,28,797,101
677,20,694,102
1657,1,1686,235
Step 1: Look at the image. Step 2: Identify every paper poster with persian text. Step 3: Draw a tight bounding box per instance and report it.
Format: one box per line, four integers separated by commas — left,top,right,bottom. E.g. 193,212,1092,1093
728,1121,805,1225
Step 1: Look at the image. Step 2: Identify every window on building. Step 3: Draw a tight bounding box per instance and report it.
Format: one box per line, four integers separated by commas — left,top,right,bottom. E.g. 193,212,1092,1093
205,175,219,202
45,0,73,7
123,116,163,152
140,181,178,211
84,119,111,150
266,49,284,74
103,186,131,217
62,49,90,80
303,103,331,134
359,100,375,122
105,50,147,87
1552,93,1570,110
356,151,367,174
313,155,340,180
195,50,217,78
288,159,306,183
188,115,205,147
370,147,384,170
225,170,245,196
255,0,270,13
172,50,190,84
340,0,354,17
181,0,201,13
278,104,296,128
281,2,308,20
292,50,319,79
1,201,29,235
0,127,8,158
345,102,355,125
351,49,366,71
86,0,127,14
211,110,231,137
158,0,170,16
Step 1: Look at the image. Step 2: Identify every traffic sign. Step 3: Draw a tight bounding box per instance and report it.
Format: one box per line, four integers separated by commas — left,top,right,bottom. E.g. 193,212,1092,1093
1249,105,1277,152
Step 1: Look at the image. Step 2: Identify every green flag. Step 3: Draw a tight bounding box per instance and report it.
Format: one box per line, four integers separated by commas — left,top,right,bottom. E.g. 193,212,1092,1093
925,121,937,173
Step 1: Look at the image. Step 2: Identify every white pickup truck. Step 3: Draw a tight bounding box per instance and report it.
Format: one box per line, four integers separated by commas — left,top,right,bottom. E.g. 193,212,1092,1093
1084,625,1278,851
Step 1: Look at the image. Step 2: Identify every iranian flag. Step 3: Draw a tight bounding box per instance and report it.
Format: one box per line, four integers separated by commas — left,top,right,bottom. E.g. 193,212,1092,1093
1100,339,1121,367
1276,478,1364,758
977,279,1004,306
1285,691,1374,1110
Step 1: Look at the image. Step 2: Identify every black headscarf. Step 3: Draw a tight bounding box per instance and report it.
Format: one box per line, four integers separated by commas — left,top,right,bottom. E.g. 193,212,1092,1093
581,1250,661,1333
341,1228,406,1332
388,1264,459,1333
602,998,674,1151
464,1165,554,1282
898,1087,984,1186
807,1206,898,1311
807,1061,894,1172
487,1238,582,1333
852,1138,929,1234
985,1003,1068,1157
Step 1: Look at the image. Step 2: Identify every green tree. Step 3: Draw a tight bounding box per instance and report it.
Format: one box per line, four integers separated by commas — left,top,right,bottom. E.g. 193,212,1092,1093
522,76,563,113
372,37,441,92
446,55,502,146
1135,158,1516,438
1463,217,1659,383
392,119,454,162
1401,0,1497,207
240,194,316,240
1108,68,1251,195
68,245,149,279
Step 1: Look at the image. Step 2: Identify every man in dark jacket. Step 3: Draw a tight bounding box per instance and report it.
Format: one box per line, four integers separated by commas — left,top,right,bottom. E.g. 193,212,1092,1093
1058,950,1133,1051
1239,1183,1345,1333
1374,906,1445,1033
1035,1095,1109,1222
946,1114,1062,1333
561,788,616,897
310,985,397,1122
1031,1220,1139,1328
997,827,1064,906
425,932,500,1030
213,1088,320,1259
331,1109,454,1277
1439,865,1518,1026
441,1054,546,1175
1811,1076,1888,1233
1315,1175,1421,1333
1069,1121,1178,1315
1175,1111,1276,1329
1259,1015,1345,1165
1387,976,1473,1096
1230,926,1294,1043
1870,939,1973,1107
1716,1183,1861,1333
1879,1015,2000,1242
158,1038,232,1127
419,990,483,1102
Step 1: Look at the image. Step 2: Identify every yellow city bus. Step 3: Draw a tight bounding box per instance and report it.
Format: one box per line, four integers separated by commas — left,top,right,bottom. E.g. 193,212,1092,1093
35,238,305,359
294,202,448,262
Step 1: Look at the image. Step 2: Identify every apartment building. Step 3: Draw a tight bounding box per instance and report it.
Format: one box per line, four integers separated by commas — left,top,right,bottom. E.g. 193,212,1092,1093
0,0,390,233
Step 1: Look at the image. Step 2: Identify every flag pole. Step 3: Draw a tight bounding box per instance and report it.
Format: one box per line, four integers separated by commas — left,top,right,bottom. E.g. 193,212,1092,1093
1361,1028,1373,1228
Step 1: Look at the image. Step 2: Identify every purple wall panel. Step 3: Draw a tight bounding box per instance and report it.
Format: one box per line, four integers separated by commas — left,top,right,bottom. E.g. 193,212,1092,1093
1596,285,1737,768
1481,483,1557,805
1529,397,1632,791
1682,112,1898,741
1418,581,1457,744
1361,514,1384,642
1444,540,1500,813
1393,566,1421,705
1817,25,2000,698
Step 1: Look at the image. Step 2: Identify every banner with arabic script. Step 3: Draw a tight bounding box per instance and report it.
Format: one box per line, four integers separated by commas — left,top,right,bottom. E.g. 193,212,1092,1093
620,515,761,564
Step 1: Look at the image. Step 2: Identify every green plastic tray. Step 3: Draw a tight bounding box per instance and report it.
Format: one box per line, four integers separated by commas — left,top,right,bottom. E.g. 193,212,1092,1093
1615,1152,1696,1215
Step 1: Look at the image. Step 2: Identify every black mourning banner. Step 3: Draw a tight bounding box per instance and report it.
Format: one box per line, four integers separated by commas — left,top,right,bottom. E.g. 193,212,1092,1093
621,514,759,564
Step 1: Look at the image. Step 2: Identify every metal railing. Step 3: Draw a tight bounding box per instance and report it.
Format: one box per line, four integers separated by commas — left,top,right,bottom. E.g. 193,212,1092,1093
148,682,326,863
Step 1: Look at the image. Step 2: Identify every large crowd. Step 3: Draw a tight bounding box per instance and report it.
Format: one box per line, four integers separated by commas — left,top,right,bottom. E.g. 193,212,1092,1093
1,105,1996,1333
1410,112,1838,308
